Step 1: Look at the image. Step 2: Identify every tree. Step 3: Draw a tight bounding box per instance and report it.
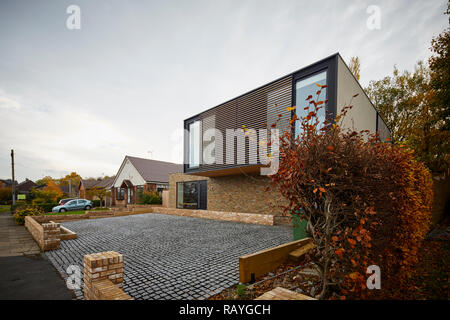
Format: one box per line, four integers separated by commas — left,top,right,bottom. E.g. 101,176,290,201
366,60,449,174
348,56,361,81
59,172,82,187
428,16,450,132
31,180,63,203
87,187,107,207
268,88,432,299
365,8,450,174
36,176,53,186
0,187,12,205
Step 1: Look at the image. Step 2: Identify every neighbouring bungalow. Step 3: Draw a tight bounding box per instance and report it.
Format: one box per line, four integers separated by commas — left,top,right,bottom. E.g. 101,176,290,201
0,179,17,188
16,179,38,199
78,177,114,204
111,156,182,206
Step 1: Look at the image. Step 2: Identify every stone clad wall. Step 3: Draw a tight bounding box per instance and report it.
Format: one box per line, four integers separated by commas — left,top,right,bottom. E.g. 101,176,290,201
169,173,287,216
156,207,274,226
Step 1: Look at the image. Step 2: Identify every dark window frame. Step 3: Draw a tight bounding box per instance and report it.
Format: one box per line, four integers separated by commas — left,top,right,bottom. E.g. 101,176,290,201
176,180,207,210
185,118,201,172
116,187,125,200
290,56,338,137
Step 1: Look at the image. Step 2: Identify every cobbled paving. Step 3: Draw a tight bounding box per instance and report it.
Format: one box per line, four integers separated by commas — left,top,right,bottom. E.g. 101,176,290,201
45,213,291,300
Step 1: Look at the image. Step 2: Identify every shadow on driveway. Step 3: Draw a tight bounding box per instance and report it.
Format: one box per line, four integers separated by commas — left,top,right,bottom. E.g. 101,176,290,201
0,254,74,300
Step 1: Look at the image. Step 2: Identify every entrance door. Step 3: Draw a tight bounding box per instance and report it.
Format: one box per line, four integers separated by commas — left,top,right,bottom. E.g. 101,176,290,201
127,188,132,204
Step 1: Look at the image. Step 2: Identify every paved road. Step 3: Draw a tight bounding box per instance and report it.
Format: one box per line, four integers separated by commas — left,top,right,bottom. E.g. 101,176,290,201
0,211,73,299
45,212,292,300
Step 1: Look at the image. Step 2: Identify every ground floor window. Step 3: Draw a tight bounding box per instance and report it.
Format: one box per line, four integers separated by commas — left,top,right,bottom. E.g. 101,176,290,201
176,180,207,210
116,187,125,200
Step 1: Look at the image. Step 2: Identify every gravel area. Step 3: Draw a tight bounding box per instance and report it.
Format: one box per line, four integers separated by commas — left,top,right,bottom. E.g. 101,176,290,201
45,212,291,300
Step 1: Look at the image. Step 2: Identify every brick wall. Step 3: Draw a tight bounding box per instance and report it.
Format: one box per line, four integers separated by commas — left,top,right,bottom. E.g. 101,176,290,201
83,251,132,300
169,173,288,216
24,216,60,251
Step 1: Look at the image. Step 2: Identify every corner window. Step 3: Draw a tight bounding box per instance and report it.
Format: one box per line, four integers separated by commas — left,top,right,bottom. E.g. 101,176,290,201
295,70,327,137
176,180,207,210
189,121,200,168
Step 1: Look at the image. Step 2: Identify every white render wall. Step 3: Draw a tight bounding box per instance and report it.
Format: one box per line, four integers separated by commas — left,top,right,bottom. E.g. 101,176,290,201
336,55,377,134
113,158,146,187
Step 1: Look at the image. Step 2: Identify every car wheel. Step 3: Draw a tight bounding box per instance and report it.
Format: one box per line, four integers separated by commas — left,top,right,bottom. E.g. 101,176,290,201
85,205,91,210
59,208,67,213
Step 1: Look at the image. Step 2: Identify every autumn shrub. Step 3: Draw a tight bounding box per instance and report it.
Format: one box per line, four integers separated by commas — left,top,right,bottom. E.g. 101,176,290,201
268,89,433,299
13,206,42,225
139,191,162,205
0,187,12,205
34,202,58,213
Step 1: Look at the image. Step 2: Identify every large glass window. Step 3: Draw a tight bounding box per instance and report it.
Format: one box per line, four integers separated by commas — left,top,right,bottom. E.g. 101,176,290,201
176,180,207,210
295,70,327,137
177,181,199,209
189,121,200,168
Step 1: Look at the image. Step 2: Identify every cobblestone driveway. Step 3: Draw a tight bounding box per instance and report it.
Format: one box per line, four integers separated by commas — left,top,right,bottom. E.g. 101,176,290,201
45,213,291,300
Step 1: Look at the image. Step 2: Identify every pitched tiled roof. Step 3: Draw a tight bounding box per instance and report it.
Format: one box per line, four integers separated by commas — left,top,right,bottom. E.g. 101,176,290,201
126,156,182,183
81,176,115,189
16,179,37,192
81,179,100,189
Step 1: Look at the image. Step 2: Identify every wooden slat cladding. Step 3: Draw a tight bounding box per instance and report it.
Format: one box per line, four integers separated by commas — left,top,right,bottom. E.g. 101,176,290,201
191,75,292,173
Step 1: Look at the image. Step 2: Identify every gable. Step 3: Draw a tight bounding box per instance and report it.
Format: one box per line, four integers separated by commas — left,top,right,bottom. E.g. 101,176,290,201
113,158,146,188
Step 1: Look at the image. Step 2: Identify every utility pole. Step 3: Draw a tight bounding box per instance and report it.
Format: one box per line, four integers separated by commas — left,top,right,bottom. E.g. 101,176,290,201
11,149,16,205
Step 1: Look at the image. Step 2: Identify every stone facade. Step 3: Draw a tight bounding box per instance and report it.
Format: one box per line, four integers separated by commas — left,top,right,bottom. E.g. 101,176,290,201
156,207,274,225
83,251,132,300
169,172,288,217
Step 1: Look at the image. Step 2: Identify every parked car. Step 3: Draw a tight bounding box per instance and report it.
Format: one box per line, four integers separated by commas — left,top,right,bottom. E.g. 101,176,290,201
52,199,93,213
58,198,75,205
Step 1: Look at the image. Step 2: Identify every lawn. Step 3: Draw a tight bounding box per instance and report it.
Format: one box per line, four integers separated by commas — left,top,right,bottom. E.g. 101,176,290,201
43,208,110,216
0,205,10,213
43,210,87,216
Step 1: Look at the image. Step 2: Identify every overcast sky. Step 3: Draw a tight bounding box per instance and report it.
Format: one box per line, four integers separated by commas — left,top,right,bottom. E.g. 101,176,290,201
0,0,447,182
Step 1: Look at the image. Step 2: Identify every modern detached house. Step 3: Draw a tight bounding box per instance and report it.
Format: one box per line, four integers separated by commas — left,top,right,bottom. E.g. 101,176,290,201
169,53,391,223
112,156,183,206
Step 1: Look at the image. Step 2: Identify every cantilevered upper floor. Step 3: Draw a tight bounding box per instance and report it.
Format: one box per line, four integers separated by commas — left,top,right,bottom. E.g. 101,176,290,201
183,53,390,177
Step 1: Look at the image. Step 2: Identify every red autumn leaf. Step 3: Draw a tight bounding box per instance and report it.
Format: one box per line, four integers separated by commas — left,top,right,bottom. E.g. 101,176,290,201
327,145,334,151
305,95,313,100
348,238,356,245
335,248,345,258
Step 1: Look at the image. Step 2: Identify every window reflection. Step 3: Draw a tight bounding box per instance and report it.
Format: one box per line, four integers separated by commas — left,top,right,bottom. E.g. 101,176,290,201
295,71,327,137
